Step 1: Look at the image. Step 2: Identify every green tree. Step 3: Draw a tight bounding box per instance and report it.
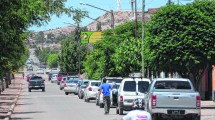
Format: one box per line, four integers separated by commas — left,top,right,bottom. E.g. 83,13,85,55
143,1,215,89
83,21,142,79
47,53,59,68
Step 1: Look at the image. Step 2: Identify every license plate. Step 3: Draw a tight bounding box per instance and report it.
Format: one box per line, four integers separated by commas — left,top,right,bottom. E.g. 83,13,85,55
167,110,185,115
35,86,39,87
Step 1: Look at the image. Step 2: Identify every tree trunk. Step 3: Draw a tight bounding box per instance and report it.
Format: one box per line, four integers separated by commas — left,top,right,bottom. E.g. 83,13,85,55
1,77,5,92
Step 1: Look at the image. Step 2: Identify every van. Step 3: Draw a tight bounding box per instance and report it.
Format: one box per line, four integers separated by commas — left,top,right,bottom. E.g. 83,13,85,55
116,77,151,115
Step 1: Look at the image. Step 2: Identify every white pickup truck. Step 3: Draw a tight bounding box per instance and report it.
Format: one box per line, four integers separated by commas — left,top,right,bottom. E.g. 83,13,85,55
144,78,201,120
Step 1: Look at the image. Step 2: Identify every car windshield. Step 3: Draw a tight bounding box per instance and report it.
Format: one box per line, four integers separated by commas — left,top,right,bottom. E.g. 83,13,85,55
112,84,120,89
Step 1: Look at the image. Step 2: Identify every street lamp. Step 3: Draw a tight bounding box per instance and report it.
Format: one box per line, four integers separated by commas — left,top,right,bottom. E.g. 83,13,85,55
64,22,81,76
80,2,114,29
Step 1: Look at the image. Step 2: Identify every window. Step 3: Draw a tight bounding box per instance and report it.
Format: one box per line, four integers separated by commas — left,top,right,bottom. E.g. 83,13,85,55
91,82,101,86
154,81,191,90
138,81,150,93
123,81,136,92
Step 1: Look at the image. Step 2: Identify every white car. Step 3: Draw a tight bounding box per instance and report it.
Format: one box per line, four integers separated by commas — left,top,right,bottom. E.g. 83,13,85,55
64,79,79,95
84,80,101,102
36,68,44,74
51,74,58,83
116,78,151,115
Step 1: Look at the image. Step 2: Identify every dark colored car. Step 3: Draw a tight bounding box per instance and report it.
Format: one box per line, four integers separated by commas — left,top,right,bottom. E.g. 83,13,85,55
28,76,45,92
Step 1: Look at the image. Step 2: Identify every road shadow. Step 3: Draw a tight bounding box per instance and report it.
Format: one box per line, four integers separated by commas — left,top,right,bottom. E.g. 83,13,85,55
13,111,45,114
0,94,19,96
11,117,33,119
16,103,33,106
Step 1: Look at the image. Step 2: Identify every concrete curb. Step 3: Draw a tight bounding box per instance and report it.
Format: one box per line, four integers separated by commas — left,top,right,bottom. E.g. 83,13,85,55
4,83,22,120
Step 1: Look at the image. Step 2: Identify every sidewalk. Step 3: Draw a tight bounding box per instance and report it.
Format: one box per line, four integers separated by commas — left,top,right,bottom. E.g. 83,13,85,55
0,74,23,119
201,100,215,109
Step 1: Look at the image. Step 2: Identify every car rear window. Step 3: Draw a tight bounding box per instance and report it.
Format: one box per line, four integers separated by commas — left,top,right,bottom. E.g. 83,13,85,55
91,82,100,86
30,76,42,80
123,81,136,92
154,81,191,90
67,80,79,83
138,81,150,93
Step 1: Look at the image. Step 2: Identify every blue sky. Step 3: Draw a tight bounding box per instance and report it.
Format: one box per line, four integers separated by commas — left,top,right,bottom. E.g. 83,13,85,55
28,0,194,32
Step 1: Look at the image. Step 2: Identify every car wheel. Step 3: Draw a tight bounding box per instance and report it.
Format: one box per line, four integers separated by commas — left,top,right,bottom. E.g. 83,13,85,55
116,107,119,114
42,88,45,92
86,98,90,102
119,108,123,115
99,103,104,108
60,87,63,90
28,88,31,92
193,115,200,120
80,95,84,99
65,92,69,95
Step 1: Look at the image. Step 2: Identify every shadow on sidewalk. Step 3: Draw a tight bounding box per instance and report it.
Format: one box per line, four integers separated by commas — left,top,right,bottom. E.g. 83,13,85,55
13,111,45,114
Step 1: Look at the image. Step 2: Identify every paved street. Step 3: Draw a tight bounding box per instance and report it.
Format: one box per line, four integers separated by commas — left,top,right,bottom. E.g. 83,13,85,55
10,74,123,120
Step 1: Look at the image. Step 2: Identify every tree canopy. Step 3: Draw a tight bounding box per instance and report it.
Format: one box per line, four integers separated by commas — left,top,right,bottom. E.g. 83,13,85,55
143,0,215,89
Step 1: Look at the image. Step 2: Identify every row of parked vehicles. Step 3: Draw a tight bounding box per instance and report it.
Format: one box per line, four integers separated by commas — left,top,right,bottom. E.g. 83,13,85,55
48,72,201,120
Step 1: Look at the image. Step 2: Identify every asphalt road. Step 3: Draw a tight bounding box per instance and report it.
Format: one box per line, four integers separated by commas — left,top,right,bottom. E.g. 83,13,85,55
10,73,124,120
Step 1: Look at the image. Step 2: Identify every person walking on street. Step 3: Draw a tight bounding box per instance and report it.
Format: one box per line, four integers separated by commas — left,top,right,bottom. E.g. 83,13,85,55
100,78,112,115
22,72,25,79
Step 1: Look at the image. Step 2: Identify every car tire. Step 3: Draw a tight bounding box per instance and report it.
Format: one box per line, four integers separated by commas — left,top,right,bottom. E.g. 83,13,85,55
65,92,69,95
60,87,63,90
193,115,201,120
80,95,84,99
119,108,123,115
86,98,90,102
28,88,31,92
99,103,104,108
116,107,119,114
42,88,45,92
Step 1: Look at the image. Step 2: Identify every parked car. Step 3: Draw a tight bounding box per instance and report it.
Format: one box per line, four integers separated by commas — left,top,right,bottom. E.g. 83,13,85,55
50,74,58,83
84,80,101,102
27,65,33,71
26,73,35,81
28,76,45,92
59,77,67,90
64,79,79,95
96,77,123,108
76,80,90,98
116,78,151,115
51,68,60,73
45,69,51,74
36,68,44,74
144,78,201,120
67,75,79,80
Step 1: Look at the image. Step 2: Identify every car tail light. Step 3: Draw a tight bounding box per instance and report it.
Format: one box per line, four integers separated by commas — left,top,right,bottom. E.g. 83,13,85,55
120,96,123,102
88,87,92,91
196,96,201,107
151,95,156,107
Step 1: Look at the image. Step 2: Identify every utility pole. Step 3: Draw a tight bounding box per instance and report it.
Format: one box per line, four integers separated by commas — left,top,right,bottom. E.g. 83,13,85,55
134,0,138,38
141,0,145,77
